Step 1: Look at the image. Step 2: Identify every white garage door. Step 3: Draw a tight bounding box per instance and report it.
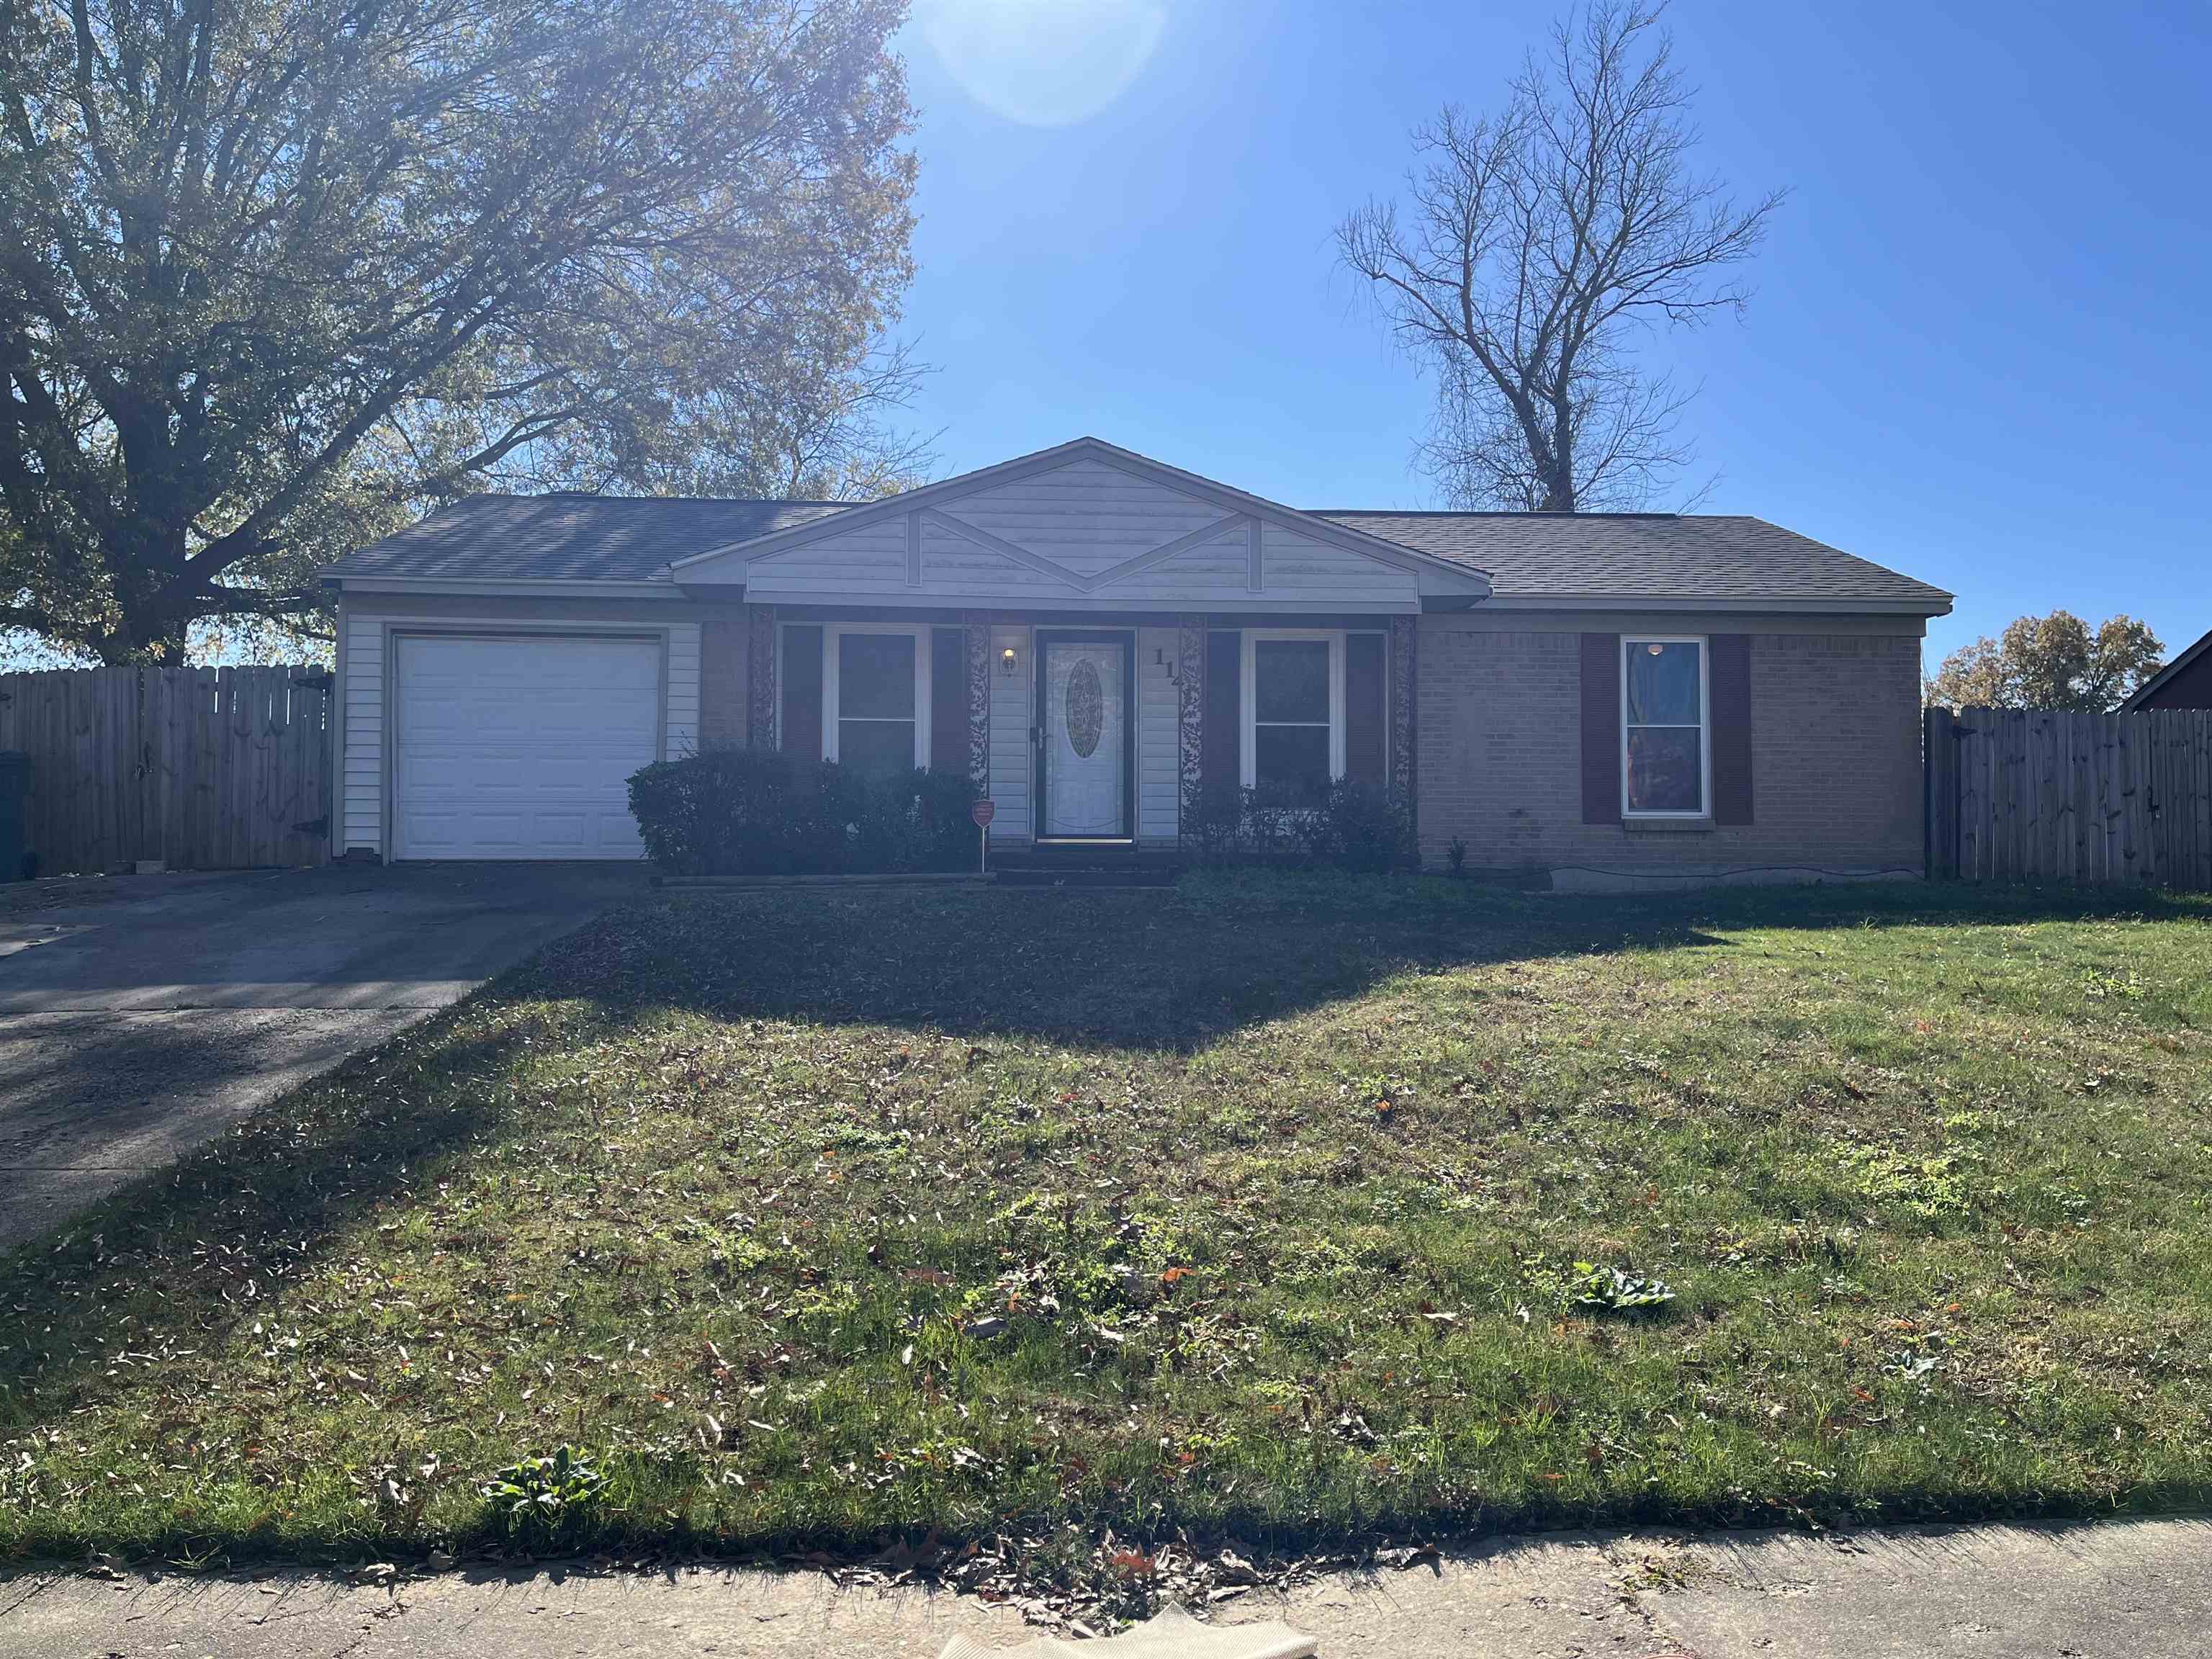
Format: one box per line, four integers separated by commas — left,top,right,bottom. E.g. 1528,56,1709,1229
393,634,661,860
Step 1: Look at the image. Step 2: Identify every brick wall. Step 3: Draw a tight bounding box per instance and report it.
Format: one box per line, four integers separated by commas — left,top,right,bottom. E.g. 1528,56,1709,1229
1416,619,1925,874
699,615,749,750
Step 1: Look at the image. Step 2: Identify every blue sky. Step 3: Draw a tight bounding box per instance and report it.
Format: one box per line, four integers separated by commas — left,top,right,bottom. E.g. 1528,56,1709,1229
894,0,2211,670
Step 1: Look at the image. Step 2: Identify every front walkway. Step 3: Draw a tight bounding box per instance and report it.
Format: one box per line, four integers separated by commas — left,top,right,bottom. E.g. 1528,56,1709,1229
0,862,644,1249
1,1517,2202,1657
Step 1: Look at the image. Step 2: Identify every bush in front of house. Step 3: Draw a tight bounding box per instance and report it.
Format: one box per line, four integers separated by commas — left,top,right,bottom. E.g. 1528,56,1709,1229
626,748,979,876
1184,779,1417,873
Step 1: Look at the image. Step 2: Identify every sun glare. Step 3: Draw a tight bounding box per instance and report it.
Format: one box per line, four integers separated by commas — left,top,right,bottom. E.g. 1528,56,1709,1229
916,0,1168,127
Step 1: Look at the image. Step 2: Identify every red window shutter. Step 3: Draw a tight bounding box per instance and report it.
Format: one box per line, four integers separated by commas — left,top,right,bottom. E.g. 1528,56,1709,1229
782,625,823,758
1580,633,1621,824
1344,632,1387,786
1202,630,1241,802
930,627,966,775
1709,633,1753,824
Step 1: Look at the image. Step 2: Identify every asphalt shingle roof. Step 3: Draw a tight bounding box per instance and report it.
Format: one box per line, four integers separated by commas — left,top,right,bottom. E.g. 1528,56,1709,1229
1316,511,1951,609
328,493,1950,613
327,494,852,584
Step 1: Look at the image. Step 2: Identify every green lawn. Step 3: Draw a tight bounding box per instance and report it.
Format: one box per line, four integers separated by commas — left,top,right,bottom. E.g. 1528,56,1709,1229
5,875,2212,1570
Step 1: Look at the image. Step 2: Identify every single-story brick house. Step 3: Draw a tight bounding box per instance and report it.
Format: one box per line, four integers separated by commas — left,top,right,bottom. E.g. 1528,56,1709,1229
323,436,1952,884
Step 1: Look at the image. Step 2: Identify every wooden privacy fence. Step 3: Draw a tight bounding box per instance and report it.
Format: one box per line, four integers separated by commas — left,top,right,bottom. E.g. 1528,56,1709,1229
0,665,331,874
1925,706,2212,889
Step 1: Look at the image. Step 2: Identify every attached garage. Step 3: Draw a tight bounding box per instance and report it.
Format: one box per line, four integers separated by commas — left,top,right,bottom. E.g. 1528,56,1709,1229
390,634,664,860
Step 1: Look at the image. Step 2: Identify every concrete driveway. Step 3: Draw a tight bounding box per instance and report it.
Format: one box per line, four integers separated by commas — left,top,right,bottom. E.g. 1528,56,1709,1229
0,863,645,1250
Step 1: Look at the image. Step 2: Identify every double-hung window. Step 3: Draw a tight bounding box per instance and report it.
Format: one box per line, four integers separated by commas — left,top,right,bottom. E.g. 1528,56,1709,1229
825,627,930,780
1243,631,1343,801
1622,637,1708,816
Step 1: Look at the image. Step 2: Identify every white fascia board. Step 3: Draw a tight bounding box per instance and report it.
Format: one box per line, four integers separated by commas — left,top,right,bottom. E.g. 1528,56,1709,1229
734,589,1421,616
1477,592,1954,617
325,575,685,599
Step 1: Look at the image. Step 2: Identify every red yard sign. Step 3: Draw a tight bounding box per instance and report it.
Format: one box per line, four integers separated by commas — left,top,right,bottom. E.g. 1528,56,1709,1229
970,799,996,829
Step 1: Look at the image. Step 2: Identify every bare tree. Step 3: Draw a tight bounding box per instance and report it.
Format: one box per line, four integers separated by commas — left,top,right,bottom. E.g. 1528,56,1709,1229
1339,2,1783,511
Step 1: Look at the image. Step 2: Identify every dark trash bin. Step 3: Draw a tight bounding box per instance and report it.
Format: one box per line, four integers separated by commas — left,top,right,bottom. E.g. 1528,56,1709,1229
0,751,27,882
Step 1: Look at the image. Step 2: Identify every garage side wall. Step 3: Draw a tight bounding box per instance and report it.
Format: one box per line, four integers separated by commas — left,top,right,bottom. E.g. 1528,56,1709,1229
336,594,712,860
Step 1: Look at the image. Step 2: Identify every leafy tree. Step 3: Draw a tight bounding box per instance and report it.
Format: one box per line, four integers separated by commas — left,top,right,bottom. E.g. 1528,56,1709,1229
1926,611,2166,712
1338,1,1781,511
1,0,918,662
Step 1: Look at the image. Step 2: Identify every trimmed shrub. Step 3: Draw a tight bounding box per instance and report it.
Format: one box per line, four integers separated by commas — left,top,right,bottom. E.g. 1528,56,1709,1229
1184,779,1416,873
626,748,979,876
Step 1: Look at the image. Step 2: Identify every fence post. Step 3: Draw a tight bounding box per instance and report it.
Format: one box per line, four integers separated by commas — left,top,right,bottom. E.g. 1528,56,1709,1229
1924,706,1958,879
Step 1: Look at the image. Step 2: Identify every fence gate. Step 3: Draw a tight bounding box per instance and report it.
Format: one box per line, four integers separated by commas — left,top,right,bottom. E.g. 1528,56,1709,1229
0,665,331,875
1925,706,2212,890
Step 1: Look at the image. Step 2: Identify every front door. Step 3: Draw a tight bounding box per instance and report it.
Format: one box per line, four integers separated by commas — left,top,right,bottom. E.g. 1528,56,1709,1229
1035,631,1134,840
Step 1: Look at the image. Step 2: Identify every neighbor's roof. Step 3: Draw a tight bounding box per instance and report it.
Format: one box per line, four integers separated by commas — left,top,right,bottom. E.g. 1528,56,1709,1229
2123,625,2212,711
327,492,1951,613
1316,511,1952,611
327,493,850,585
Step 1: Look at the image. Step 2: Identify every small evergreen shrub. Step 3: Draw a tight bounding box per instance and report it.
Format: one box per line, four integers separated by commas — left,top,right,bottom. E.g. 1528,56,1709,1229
626,748,979,876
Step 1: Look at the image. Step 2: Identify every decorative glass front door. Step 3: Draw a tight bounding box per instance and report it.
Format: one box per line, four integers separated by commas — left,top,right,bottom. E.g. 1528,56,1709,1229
1038,634,1131,839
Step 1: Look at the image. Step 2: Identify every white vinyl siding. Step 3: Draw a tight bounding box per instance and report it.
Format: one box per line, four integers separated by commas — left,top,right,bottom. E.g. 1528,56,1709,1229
940,458,1231,581
341,608,386,855
986,623,1033,839
721,457,1426,613
745,517,909,596
664,621,700,758
1136,625,1179,844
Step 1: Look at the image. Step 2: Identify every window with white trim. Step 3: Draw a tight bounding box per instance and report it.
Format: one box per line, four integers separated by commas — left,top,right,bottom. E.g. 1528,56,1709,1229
1243,631,1344,800
1622,637,1708,816
825,626,930,778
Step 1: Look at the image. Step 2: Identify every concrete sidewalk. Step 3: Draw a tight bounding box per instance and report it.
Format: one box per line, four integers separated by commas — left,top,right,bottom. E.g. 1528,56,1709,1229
4,1517,2205,1658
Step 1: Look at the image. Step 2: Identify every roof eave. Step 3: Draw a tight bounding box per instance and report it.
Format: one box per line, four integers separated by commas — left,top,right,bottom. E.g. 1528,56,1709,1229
1475,591,1954,617
323,574,685,599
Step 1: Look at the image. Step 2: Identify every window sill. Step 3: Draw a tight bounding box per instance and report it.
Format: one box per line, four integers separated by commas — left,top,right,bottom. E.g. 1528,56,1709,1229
1622,815,1715,835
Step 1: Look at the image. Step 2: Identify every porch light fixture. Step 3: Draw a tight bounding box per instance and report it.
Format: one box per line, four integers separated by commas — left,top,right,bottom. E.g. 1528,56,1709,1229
1001,646,1018,675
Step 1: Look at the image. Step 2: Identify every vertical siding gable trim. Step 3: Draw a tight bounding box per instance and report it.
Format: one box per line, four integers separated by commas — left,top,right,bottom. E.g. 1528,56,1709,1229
1246,518,1263,593
906,511,922,586
927,505,1260,595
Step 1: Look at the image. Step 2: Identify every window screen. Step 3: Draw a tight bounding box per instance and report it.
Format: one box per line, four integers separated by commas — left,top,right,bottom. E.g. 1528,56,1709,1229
837,633,916,780
1253,639,1331,800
